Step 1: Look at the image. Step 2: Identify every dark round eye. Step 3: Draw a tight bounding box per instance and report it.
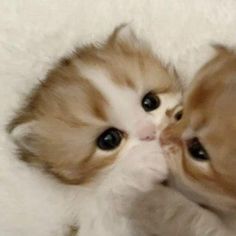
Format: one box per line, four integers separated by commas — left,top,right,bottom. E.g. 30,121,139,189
174,110,183,121
186,137,209,161
142,92,161,112
97,128,123,151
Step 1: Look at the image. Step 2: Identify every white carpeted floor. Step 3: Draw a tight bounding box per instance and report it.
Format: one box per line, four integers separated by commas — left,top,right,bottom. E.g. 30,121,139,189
0,1,236,235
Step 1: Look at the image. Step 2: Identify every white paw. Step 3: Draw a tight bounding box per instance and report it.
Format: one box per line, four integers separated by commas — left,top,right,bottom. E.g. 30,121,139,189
117,141,168,191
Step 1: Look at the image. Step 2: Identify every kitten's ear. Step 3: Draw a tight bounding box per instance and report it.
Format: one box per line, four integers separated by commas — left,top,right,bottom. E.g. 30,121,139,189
107,24,140,48
108,24,136,42
166,63,184,92
9,121,38,154
212,44,233,56
166,64,179,79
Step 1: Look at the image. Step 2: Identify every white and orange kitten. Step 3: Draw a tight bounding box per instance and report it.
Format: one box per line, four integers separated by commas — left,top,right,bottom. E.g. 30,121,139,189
8,26,181,236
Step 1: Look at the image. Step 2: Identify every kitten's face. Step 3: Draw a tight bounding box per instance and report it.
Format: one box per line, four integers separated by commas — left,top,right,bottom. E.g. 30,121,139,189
161,47,236,211
9,27,181,184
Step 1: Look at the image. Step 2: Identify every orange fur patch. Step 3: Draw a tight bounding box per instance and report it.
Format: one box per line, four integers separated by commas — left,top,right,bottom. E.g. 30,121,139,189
163,46,236,204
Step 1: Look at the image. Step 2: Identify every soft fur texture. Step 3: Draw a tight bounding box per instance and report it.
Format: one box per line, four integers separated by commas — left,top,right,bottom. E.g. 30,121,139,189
7,26,181,236
1,1,236,236
160,47,236,235
8,25,181,184
123,186,232,236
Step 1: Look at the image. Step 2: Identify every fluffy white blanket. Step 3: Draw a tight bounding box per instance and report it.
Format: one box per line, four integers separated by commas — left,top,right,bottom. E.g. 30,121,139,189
0,1,236,235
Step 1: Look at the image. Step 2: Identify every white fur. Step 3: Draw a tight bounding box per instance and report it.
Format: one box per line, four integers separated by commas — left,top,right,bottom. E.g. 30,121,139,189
0,134,75,236
75,141,168,236
1,1,236,235
76,65,155,137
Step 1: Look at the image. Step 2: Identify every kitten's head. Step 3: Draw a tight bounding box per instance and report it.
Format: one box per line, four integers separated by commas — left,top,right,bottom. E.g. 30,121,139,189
161,46,236,211
8,26,181,184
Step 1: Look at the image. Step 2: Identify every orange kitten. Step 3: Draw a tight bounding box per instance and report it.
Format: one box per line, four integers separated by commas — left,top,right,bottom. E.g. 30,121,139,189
161,46,236,234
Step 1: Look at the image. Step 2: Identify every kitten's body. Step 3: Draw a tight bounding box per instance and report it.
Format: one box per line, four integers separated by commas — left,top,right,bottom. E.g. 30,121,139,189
160,46,236,235
7,26,182,236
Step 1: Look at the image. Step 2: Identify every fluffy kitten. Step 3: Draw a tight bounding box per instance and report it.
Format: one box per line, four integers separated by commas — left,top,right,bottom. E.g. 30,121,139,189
8,26,181,236
160,46,236,235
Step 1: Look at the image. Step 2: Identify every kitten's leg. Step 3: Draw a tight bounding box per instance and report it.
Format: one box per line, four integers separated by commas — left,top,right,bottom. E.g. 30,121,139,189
127,185,233,236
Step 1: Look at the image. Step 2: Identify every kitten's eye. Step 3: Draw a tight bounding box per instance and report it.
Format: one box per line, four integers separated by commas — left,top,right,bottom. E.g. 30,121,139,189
142,92,161,112
174,109,183,121
186,137,209,161
97,128,123,151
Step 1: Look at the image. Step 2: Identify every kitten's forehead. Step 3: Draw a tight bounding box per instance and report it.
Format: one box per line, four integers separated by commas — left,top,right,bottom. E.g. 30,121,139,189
76,42,175,93
203,88,236,149
75,64,141,129
184,47,236,132
26,32,178,132
182,47,236,171
72,40,179,129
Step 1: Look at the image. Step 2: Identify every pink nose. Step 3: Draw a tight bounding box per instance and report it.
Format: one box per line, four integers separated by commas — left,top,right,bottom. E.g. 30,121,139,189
136,122,156,141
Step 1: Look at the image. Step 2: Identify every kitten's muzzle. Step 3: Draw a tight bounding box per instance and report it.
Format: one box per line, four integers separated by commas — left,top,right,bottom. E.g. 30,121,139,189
159,127,181,147
136,121,156,141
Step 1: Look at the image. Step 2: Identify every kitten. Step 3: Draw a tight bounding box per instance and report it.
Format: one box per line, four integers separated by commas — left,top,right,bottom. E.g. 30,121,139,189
160,46,236,234
8,25,181,236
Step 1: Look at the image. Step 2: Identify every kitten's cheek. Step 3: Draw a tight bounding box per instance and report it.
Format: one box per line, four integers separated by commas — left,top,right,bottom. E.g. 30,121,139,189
162,143,180,157
161,142,183,176
160,130,176,146
159,127,183,157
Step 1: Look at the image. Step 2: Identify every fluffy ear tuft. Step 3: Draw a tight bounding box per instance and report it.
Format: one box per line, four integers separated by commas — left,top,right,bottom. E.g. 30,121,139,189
10,121,38,154
212,44,233,56
107,23,139,47
165,63,184,92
